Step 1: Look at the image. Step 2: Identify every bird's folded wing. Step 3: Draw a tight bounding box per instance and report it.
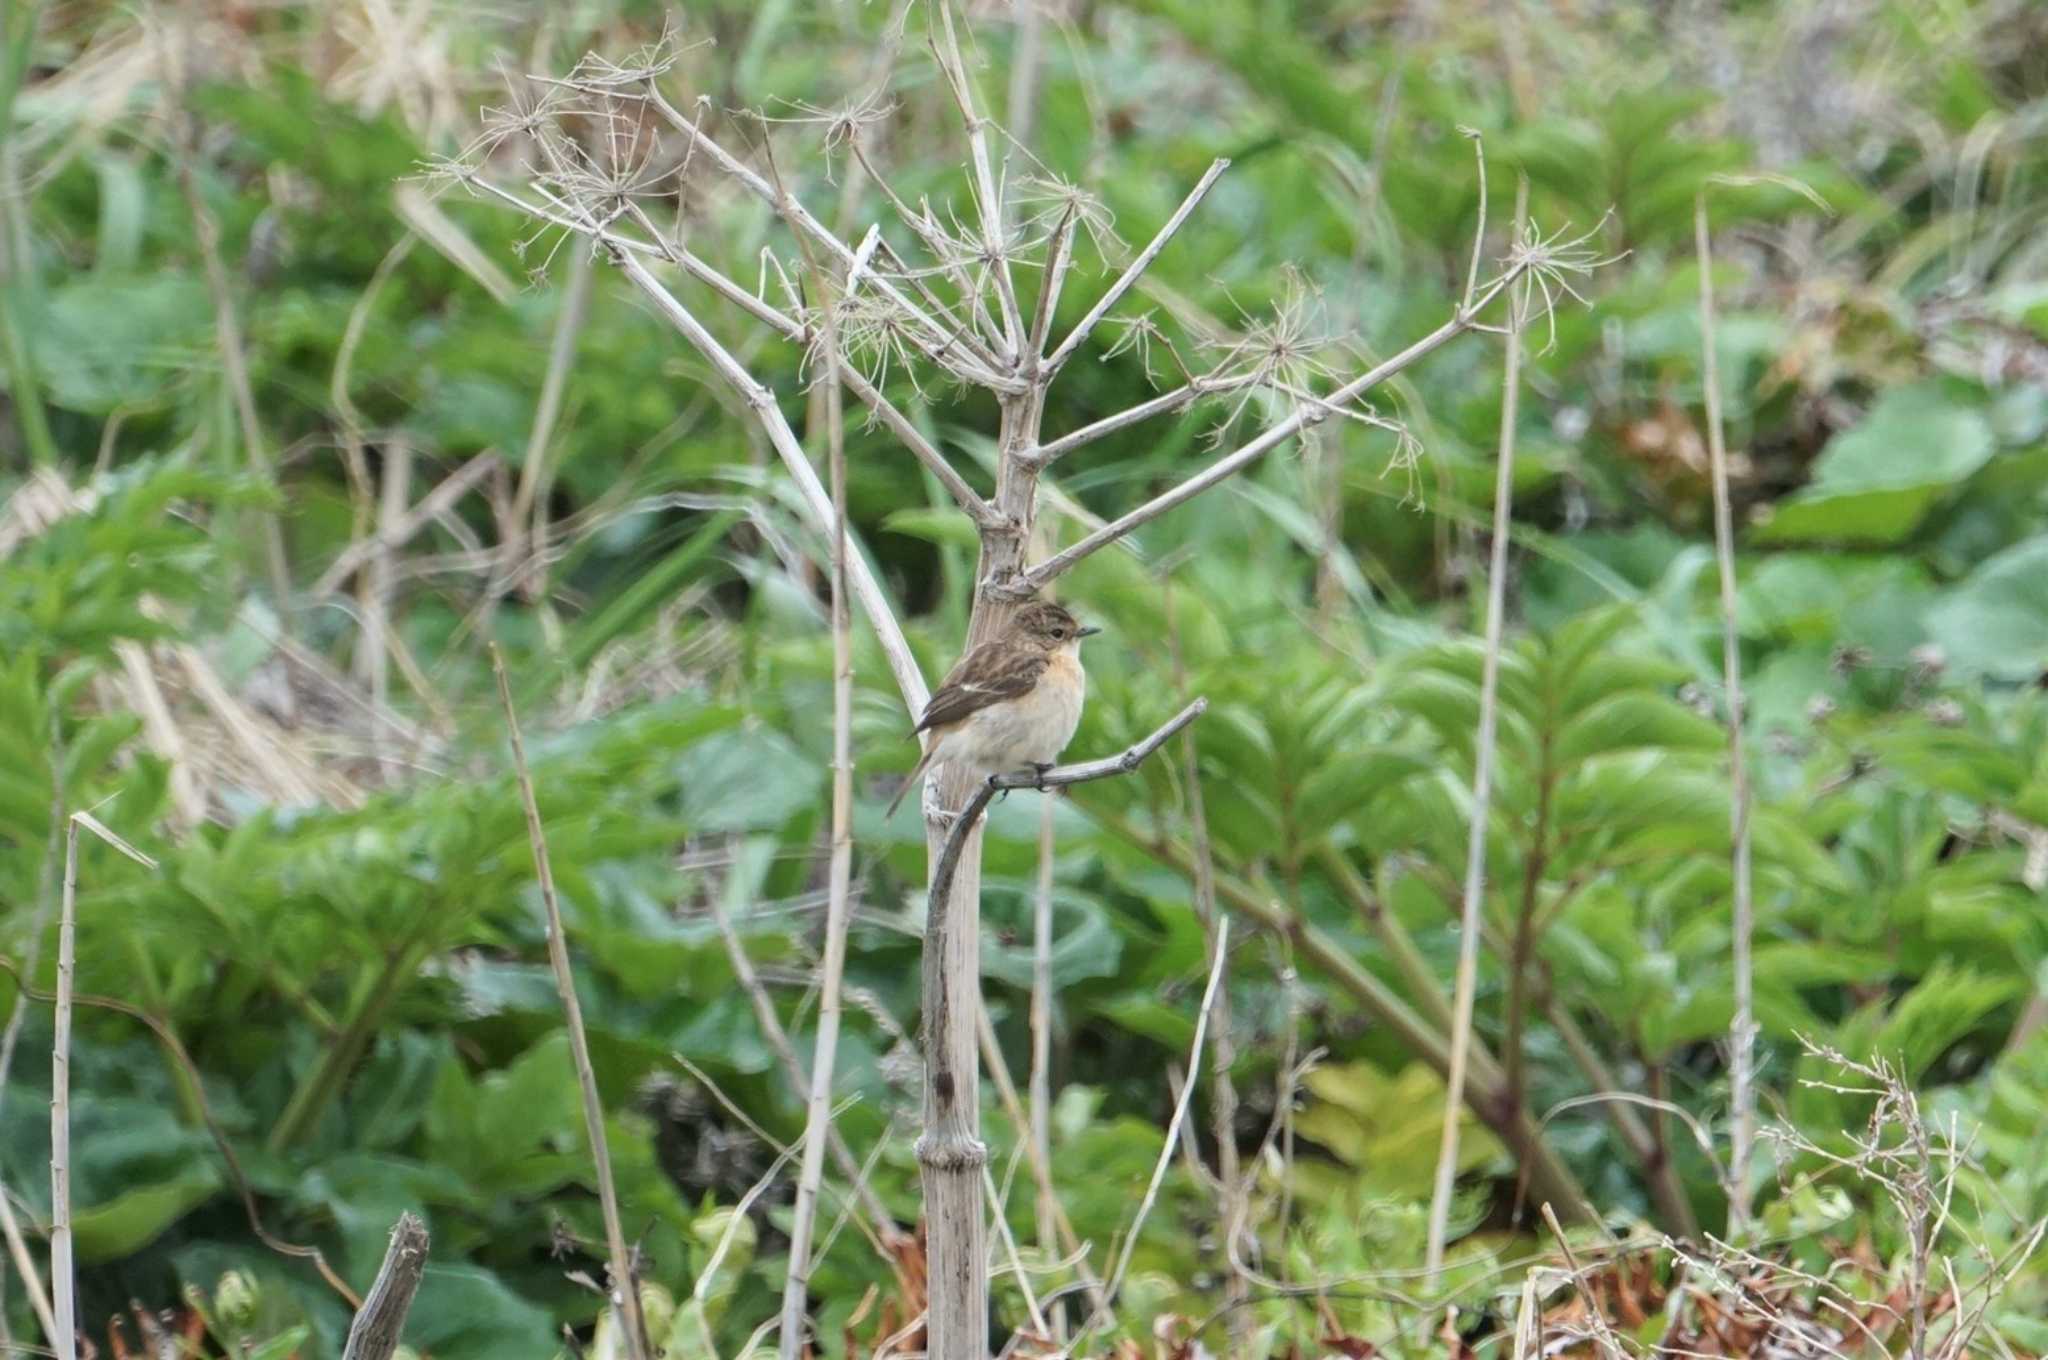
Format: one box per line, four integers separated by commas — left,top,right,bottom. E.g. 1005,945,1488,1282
914,642,1050,733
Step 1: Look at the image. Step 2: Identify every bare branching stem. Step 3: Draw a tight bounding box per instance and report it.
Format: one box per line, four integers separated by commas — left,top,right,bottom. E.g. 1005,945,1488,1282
1024,373,1254,467
1426,177,1528,1284
639,89,1022,393
610,251,931,716
1696,192,1757,1239
1044,159,1228,373
1016,264,1524,594
492,649,651,1360
455,44,1617,1347
933,0,1027,356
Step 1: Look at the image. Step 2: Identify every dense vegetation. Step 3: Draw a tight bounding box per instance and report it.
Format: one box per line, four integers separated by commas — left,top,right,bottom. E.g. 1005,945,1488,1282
3,0,2048,1356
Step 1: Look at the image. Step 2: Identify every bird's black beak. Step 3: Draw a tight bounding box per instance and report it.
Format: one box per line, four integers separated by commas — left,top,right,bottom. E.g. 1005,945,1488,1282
1077,624,1103,639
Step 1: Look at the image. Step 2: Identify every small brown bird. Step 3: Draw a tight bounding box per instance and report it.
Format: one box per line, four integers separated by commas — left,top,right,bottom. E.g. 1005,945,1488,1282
886,600,1101,818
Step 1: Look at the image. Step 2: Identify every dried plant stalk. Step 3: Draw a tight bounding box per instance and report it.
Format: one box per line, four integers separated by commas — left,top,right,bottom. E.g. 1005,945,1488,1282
342,1214,430,1360
777,188,859,1358
1696,192,1757,1238
1027,793,1062,1336
48,816,78,1360
443,26,1604,1344
492,649,651,1360
1426,176,1529,1282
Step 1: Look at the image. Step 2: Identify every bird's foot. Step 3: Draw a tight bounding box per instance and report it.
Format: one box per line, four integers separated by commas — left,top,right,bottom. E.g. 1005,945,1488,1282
1031,761,1055,791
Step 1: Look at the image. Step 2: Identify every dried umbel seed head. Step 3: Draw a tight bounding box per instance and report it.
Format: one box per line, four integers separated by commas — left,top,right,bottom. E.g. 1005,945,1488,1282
1805,694,1837,723
1909,643,1947,679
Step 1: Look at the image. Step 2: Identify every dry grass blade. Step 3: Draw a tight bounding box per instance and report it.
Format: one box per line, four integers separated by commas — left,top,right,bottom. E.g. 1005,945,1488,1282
491,647,651,1360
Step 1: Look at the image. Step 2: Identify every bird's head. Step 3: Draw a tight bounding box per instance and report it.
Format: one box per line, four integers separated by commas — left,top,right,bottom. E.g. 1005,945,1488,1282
1012,600,1101,651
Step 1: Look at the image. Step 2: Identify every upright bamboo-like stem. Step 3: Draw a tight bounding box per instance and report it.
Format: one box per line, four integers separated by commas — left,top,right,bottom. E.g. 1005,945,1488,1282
492,650,650,1360
920,706,1205,1357
778,210,857,1359
48,817,78,1360
1696,193,1756,1238
1426,178,1529,1283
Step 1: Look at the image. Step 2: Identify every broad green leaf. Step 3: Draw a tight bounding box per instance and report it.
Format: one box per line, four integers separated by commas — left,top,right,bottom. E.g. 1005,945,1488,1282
1555,692,1724,766
1752,382,1994,545
72,1169,221,1262
1928,534,2048,681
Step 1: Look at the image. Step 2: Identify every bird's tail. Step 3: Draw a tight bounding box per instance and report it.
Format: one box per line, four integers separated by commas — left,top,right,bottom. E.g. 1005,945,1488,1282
885,748,933,819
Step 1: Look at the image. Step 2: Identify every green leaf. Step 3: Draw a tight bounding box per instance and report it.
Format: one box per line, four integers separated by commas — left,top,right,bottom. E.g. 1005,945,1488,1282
406,1264,557,1360
72,1168,221,1262
246,1327,311,1360
881,507,981,549
1555,692,1724,766
1927,534,2048,681
1752,382,1994,545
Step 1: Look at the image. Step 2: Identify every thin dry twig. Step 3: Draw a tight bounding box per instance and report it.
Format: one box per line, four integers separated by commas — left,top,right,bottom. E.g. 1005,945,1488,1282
1013,263,1528,595
492,647,651,1360
704,897,897,1250
51,813,157,1360
1072,917,1232,1352
1045,159,1228,372
1027,791,1063,1338
1542,1203,1627,1360
776,160,860,1360
1426,176,1530,1284
1696,191,1758,1240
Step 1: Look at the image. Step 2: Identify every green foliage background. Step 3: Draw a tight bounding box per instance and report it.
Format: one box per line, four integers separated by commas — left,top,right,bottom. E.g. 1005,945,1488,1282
3,0,2048,1355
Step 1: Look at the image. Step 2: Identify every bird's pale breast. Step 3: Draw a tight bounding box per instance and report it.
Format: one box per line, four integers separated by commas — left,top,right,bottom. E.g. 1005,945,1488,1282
933,647,1085,772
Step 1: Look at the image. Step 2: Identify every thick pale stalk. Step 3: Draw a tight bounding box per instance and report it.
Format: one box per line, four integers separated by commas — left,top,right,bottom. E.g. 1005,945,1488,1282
918,395,1044,1360
1697,195,1756,1237
1426,182,1527,1280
